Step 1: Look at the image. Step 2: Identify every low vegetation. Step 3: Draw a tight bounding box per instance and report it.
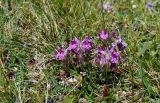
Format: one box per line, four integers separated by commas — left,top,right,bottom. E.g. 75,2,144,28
0,0,160,102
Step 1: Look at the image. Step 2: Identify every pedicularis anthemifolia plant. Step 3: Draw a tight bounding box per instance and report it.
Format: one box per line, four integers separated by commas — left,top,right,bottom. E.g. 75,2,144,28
54,30,126,82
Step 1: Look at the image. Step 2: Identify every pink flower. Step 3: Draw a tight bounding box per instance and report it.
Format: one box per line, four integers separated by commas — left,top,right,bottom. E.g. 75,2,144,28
103,2,111,12
81,36,92,51
68,37,79,51
54,48,67,60
109,43,120,64
68,37,80,54
98,30,109,40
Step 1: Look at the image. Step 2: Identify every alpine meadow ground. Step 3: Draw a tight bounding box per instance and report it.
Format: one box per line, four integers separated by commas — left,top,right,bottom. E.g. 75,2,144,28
0,0,160,102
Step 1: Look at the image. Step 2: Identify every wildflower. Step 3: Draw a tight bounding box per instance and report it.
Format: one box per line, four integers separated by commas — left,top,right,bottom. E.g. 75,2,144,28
54,48,67,60
95,46,107,66
81,36,92,51
109,45,120,71
103,2,111,12
68,37,79,51
97,46,105,54
98,30,109,40
68,37,80,54
110,43,116,53
117,36,126,51
146,1,154,10
111,31,116,38
106,47,110,53
99,55,107,65
110,43,119,64
132,5,137,9
109,50,120,64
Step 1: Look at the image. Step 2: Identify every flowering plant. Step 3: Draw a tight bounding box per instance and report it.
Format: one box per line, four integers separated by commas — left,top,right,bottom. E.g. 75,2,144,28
53,30,126,82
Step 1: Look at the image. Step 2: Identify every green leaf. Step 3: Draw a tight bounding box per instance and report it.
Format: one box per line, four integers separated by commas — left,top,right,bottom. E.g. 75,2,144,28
139,68,157,97
137,41,152,57
63,95,75,103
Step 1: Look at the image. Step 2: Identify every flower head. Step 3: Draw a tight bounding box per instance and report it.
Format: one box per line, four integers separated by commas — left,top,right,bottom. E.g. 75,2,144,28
109,47,120,71
98,30,109,40
117,36,126,51
117,35,122,43
81,36,92,51
109,43,120,64
68,37,79,53
94,46,107,66
111,31,116,38
103,2,111,12
109,50,120,64
146,1,154,10
54,48,67,60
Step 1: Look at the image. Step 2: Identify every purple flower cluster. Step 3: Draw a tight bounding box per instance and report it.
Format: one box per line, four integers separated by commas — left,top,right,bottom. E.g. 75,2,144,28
93,42,122,71
54,36,92,60
54,30,126,71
